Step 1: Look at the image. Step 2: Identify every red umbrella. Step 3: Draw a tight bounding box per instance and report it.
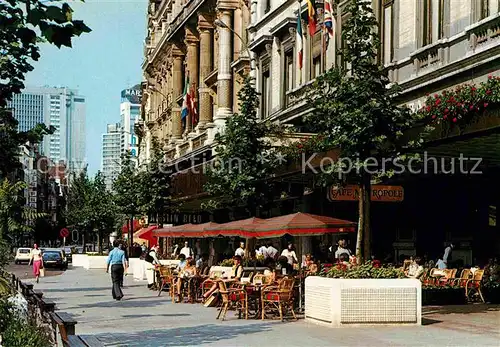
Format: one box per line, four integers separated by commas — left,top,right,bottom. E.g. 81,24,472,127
181,222,220,238
154,224,193,238
204,217,265,237
240,212,356,239
134,225,158,245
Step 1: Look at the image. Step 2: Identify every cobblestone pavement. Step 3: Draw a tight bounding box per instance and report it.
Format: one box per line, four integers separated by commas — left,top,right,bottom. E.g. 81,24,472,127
31,267,500,347
7,262,64,279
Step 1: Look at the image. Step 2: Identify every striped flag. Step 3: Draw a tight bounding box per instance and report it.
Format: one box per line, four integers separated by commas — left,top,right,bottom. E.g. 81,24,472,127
324,0,334,39
296,6,303,71
306,0,317,36
189,84,198,126
181,74,190,128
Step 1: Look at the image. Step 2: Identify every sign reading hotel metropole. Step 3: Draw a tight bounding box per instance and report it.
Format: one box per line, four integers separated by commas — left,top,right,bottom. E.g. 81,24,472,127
328,185,404,202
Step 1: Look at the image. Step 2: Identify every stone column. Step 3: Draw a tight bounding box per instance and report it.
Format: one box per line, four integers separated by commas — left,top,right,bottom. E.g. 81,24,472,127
215,9,234,127
171,44,184,141
197,14,214,129
185,27,199,134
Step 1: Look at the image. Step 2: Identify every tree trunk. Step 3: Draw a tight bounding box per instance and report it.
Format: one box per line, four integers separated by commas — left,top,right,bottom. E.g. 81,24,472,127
356,174,372,264
98,230,103,255
82,230,86,254
362,176,372,262
129,216,134,255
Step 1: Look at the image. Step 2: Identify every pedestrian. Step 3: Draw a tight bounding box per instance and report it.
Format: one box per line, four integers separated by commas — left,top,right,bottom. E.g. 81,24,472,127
281,242,298,265
28,244,43,283
106,240,126,301
118,242,129,287
442,243,454,269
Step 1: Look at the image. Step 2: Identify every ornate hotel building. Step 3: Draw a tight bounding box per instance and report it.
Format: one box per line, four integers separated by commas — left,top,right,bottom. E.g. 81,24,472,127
140,0,500,259
138,0,251,167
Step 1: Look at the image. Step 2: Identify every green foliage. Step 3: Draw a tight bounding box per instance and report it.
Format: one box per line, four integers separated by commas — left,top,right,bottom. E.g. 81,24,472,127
0,0,91,106
321,262,405,279
306,0,423,173
136,139,172,220
113,152,141,218
218,259,234,267
0,178,45,240
0,297,51,347
65,169,117,247
204,77,283,215
0,239,12,272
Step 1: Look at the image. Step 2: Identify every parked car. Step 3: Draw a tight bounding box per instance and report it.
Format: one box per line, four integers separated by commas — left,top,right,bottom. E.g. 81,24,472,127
42,249,68,270
63,247,74,263
14,248,32,264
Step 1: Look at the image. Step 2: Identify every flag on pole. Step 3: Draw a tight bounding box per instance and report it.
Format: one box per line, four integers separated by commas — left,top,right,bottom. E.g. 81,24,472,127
306,0,317,36
296,6,303,71
189,84,198,126
324,0,334,39
181,74,190,128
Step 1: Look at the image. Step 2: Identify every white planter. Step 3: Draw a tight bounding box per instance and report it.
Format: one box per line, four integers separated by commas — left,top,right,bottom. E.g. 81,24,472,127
305,276,421,327
132,259,181,281
86,256,108,269
71,254,89,268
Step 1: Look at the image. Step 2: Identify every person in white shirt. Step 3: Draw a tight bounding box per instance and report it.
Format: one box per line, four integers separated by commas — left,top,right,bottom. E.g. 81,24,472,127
442,243,454,268
263,242,278,260
334,239,351,260
281,243,298,265
180,241,193,259
235,242,245,257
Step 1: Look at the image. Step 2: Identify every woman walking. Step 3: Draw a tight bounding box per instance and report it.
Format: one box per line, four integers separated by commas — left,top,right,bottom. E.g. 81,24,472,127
28,244,43,283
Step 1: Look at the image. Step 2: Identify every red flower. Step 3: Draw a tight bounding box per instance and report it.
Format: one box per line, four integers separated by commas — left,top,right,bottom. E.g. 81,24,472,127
470,105,474,111
297,144,303,149
426,106,431,112
431,115,437,119
434,94,439,98
443,115,448,120
435,99,441,106
471,87,477,92
444,108,449,114
486,90,492,95
488,75,493,79
484,102,489,108
452,117,457,123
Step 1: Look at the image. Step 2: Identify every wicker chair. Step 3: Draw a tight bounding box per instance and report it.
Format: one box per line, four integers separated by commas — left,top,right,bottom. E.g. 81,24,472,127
261,277,297,321
157,266,174,300
450,269,471,287
466,269,485,303
438,268,458,286
216,281,248,321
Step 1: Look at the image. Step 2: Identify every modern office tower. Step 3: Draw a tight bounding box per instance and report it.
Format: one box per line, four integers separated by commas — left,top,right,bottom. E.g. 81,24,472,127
8,86,86,172
120,85,142,160
101,123,122,191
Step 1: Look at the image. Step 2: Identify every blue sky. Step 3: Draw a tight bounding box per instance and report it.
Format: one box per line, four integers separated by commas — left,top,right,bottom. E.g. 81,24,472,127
26,0,148,175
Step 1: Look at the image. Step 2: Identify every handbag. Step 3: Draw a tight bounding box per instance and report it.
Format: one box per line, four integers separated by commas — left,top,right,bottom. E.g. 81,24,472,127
39,267,45,277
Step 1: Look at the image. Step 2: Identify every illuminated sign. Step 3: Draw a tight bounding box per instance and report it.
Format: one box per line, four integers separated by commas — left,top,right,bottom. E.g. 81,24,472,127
121,84,142,104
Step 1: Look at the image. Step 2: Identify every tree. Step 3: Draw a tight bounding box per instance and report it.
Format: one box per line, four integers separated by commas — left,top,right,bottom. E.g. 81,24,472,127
65,170,116,252
0,0,91,106
137,138,172,224
0,178,45,241
305,0,424,262
113,153,141,247
204,77,282,217
0,0,90,177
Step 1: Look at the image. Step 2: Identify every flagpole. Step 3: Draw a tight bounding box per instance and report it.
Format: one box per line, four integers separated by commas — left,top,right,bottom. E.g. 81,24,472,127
298,1,302,86
321,2,325,74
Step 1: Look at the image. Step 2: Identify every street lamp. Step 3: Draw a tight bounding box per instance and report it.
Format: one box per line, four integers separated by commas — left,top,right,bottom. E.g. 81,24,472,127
214,19,255,79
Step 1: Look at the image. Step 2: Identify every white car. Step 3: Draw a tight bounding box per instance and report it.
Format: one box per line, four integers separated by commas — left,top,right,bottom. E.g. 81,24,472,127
14,248,32,264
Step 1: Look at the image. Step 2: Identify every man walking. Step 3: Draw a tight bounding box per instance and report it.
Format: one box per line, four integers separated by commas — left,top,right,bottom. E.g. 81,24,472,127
106,240,126,301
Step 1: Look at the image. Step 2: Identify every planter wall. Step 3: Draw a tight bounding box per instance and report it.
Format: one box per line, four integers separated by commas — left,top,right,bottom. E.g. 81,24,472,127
132,259,181,281
71,254,88,268
305,276,422,327
86,256,108,270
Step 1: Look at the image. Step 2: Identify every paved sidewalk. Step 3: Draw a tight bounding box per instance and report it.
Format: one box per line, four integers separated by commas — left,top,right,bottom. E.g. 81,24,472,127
32,268,499,347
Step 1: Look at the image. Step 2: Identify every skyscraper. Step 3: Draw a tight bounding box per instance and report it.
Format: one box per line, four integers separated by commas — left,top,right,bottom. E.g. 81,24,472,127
102,123,122,190
8,86,86,172
120,85,142,160
101,85,142,190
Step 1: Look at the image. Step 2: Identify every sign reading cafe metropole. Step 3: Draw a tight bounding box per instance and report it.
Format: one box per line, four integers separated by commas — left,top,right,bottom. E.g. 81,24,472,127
328,185,404,202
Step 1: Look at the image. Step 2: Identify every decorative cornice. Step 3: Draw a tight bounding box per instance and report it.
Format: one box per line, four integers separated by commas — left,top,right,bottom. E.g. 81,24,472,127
198,13,214,31
248,34,273,52
269,17,296,38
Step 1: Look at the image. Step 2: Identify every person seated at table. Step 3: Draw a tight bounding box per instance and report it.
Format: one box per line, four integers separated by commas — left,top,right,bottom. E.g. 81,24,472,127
196,253,209,275
231,255,244,280
304,255,319,275
337,253,352,269
406,257,424,279
175,254,187,274
176,259,197,302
